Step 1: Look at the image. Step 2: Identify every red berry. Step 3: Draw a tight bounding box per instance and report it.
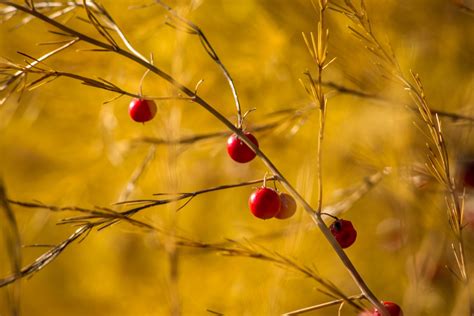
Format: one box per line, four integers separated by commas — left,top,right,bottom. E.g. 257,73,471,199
373,301,403,316
330,219,357,249
226,132,259,163
129,98,157,123
249,187,281,219
275,193,297,219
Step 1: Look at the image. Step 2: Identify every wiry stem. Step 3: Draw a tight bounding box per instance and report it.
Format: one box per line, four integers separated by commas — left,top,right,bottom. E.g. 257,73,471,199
0,224,92,287
1,38,79,89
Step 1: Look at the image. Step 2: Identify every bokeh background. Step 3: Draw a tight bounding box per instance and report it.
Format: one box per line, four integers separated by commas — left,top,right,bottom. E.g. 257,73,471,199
0,0,473,315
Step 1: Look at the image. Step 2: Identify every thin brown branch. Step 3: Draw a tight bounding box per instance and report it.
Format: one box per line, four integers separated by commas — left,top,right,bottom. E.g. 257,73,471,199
0,38,79,91
1,58,191,102
0,224,91,287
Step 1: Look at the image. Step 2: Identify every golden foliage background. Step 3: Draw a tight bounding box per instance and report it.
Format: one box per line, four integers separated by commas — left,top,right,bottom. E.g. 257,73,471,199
0,0,473,315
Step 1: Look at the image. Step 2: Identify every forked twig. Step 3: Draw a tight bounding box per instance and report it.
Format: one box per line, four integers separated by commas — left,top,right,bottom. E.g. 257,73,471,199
0,224,91,287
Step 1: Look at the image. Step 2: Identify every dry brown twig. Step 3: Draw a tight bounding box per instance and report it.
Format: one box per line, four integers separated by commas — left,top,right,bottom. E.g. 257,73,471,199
0,53,192,103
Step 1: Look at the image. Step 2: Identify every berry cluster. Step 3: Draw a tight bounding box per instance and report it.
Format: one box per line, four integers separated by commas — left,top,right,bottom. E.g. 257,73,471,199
225,131,360,251
249,187,297,220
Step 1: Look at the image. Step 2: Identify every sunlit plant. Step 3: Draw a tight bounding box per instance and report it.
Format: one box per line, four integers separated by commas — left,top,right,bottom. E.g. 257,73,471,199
0,0,472,315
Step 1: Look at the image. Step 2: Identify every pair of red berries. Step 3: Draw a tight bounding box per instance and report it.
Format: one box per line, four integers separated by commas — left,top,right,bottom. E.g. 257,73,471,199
129,98,157,123
359,301,403,316
249,187,297,220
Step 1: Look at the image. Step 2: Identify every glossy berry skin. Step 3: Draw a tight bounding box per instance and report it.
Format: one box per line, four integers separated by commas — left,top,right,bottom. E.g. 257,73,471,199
330,219,357,249
226,132,259,163
373,301,403,316
275,193,297,219
249,187,281,219
129,98,157,123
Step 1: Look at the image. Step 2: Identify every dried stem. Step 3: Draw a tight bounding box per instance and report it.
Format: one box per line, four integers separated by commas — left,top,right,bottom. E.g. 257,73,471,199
0,224,91,287
1,58,191,102
0,38,79,98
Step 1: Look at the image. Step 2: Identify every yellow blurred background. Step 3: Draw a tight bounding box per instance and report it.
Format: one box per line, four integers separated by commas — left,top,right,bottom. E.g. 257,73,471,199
0,0,473,315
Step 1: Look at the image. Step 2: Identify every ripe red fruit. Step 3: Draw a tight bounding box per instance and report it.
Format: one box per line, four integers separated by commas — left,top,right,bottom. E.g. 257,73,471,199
329,219,357,249
129,98,157,123
275,193,297,219
249,187,281,219
226,132,259,163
